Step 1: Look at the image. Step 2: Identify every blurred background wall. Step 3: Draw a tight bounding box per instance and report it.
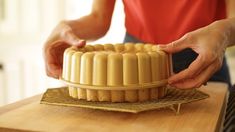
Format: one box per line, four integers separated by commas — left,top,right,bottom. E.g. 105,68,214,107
0,0,125,105
0,0,234,106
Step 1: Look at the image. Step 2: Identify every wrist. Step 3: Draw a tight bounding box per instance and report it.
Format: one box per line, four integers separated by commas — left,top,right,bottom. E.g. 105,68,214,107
211,18,235,47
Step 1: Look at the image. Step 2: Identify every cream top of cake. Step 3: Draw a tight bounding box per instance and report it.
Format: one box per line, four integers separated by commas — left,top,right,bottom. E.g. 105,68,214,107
69,43,161,54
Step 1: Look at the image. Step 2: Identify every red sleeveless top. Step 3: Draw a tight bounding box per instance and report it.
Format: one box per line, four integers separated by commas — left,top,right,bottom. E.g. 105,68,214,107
123,0,226,44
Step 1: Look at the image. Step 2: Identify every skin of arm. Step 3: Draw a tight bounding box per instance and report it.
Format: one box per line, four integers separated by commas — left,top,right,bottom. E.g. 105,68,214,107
67,0,116,41
160,0,235,89
226,0,235,46
43,0,116,78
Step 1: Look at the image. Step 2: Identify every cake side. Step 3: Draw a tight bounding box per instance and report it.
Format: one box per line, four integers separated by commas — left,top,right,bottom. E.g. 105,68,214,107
62,43,171,102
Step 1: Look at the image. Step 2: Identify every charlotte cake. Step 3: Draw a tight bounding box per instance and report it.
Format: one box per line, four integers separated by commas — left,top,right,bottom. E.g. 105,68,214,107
62,43,172,102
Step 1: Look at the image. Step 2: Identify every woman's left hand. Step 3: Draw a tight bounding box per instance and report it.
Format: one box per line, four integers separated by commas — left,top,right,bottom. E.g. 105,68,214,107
159,20,230,89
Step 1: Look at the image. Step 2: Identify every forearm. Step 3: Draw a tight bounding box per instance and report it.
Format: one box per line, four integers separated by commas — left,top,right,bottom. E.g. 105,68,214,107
226,18,235,47
67,0,115,41
226,0,235,18
67,14,110,41
225,0,235,46
208,18,235,48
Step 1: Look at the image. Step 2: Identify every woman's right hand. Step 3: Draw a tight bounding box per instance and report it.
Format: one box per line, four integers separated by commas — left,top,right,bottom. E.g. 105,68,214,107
43,21,85,79
43,0,116,79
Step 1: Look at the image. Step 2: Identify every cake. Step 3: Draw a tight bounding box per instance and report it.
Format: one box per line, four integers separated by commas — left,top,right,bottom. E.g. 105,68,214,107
62,43,172,102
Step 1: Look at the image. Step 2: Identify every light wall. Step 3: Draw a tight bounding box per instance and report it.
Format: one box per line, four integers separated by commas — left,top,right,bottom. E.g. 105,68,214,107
0,0,125,105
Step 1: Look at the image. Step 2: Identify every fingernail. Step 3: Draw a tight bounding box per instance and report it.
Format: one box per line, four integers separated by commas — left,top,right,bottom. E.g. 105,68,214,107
158,44,167,49
169,83,176,88
73,39,85,47
79,39,85,43
53,74,59,79
168,79,173,84
77,39,86,47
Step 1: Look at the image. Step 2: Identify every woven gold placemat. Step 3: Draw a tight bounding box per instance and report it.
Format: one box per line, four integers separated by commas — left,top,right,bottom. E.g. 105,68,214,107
40,87,209,113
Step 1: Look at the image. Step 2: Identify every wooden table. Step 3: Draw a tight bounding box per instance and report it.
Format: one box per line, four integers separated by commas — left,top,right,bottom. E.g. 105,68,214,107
0,82,228,132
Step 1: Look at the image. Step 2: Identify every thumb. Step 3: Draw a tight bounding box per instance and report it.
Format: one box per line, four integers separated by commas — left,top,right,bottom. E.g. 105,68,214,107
159,34,192,53
61,30,86,48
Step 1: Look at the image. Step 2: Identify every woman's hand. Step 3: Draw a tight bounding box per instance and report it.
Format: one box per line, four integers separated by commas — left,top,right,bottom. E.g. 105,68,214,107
43,0,116,79
43,21,85,79
160,20,231,89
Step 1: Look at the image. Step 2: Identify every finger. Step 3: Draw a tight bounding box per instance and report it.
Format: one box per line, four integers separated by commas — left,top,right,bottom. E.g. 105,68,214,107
45,42,68,78
60,30,86,47
45,66,53,77
46,55,62,79
168,54,213,84
46,67,61,79
159,33,194,53
47,63,62,79
171,60,219,89
46,64,60,79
